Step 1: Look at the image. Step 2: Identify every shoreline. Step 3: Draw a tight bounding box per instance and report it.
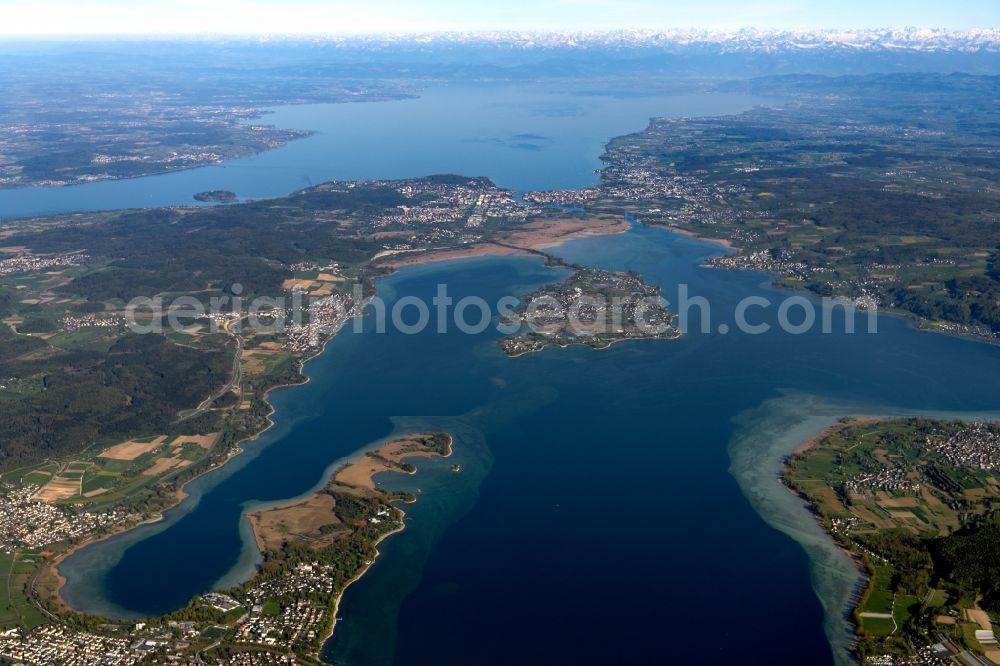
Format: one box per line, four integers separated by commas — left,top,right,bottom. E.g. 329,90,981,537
36,512,168,620
0,92,420,199
20,199,1000,665
51,215,676,617
6,81,1000,664
49,211,619,619
503,330,682,358
322,520,407,649
786,417,878,458
777,419,887,608
245,432,454,551
245,432,454,659
664,225,734,249
381,242,531,269
380,214,632,270
51,301,366,615
733,401,1000,666
0,129,315,197
779,415,1000,663
320,434,453,648
662,221,1000,348
726,397,869,666
42,207,1000,664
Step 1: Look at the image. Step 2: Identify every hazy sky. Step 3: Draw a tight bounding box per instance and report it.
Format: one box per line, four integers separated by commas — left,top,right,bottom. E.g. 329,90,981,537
1,0,997,36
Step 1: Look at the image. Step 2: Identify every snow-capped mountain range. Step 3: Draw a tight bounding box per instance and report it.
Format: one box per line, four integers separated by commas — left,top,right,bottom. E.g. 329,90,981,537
300,28,1000,53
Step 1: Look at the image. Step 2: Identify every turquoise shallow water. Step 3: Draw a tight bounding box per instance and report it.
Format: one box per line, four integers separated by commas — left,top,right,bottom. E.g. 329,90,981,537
33,84,1000,664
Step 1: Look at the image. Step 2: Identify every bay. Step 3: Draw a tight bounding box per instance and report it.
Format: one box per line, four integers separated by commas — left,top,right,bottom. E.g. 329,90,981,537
36,83,1000,665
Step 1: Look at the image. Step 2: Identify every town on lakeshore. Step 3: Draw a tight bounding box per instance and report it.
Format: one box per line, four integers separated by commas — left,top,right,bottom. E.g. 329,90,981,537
3,15,1000,666
0,433,452,664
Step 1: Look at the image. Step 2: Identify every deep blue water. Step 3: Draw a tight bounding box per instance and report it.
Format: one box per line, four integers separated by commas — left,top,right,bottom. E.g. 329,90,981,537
330,228,1000,666
42,85,1000,665
60,227,1000,665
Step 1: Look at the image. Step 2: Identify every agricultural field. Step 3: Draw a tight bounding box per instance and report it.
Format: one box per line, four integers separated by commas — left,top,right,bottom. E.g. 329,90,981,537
5,433,220,508
785,417,1000,661
0,552,46,630
787,418,1000,537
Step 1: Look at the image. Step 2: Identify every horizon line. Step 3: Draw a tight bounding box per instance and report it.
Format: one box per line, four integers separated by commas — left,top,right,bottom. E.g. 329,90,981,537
1,26,998,41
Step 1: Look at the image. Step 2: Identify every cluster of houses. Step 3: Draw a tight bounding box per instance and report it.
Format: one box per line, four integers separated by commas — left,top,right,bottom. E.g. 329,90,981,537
522,187,601,206
60,313,125,332
0,485,129,552
282,293,364,352
0,626,138,665
827,516,861,537
599,129,747,214
708,249,823,281
844,468,920,495
371,179,538,231
932,422,1000,470
288,261,341,275
0,619,234,664
501,268,677,356
865,643,953,666
0,252,89,277
236,598,327,649
212,651,300,665
235,561,338,650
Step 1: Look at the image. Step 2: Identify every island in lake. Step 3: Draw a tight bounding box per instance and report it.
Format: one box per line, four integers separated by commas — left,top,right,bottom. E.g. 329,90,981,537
501,258,678,357
785,418,1000,664
194,190,238,203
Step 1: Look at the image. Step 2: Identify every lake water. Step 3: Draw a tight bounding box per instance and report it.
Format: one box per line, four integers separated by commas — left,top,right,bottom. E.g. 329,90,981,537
0,85,764,218
40,84,1000,665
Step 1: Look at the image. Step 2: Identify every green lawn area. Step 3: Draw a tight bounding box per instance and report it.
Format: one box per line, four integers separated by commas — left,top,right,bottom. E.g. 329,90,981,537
99,459,133,474
925,588,948,608
200,625,228,639
9,584,45,630
907,505,931,525
263,353,294,374
262,599,281,617
81,473,117,494
21,470,53,486
961,622,988,650
0,554,46,630
12,558,36,575
0,553,18,627
178,443,206,462
861,565,896,615
894,595,921,628
46,327,118,352
3,462,58,487
860,616,896,636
